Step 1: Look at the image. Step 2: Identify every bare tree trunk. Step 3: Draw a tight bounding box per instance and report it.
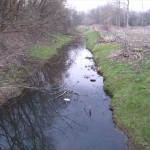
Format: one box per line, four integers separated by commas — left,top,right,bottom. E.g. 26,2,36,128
113,0,121,27
141,0,144,26
118,0,121,27
126,0,129,28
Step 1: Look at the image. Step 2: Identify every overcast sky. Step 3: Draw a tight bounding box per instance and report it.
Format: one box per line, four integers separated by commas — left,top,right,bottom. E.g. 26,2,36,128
66,0,150,12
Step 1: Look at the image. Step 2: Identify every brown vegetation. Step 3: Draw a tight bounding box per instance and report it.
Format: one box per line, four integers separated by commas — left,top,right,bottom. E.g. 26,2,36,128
0,0,72,103
92,25,150,61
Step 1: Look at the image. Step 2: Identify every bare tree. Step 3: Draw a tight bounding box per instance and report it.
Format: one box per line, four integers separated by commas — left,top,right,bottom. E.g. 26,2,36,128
0,0,71,33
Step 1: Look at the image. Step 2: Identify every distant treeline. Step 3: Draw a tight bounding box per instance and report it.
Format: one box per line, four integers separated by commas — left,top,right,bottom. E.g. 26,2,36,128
71,4,150,27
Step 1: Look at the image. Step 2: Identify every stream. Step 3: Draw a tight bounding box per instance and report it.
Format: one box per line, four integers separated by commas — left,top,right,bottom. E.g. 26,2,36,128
0,38,128,150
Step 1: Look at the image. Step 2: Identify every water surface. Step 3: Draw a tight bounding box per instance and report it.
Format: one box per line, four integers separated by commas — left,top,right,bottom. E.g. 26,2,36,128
0,38,128,150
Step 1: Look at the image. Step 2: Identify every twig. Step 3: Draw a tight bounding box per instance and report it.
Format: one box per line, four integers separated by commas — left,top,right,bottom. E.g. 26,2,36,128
53,90,68,100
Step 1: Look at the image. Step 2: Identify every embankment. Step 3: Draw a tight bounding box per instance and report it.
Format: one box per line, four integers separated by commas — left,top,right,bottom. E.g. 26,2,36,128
82,28,150,150
0,34,72,104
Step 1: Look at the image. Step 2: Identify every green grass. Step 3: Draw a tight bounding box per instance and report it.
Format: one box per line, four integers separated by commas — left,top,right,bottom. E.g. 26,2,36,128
0,67,29,87
82,28,150,150
28,34,71,60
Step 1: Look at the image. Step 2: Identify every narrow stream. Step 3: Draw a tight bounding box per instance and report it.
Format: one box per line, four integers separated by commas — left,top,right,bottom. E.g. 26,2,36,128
0,38,128,150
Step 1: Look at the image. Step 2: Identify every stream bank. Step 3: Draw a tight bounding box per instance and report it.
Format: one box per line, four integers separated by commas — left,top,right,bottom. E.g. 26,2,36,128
82,28,150,150
0,34,72,104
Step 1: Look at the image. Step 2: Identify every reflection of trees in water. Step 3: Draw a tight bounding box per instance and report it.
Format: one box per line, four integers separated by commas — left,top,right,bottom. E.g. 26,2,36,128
0,76,75,150
29,44,76,89
0,42,82,150
28,37,84,90
0,91,57,150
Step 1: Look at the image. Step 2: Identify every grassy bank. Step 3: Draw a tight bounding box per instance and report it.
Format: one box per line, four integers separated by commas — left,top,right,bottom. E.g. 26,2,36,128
28,35,71,61
0,34,72,103
82,28,150,150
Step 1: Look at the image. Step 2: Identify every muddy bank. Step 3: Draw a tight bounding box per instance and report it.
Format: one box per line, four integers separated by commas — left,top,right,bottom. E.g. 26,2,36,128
0,35,73,104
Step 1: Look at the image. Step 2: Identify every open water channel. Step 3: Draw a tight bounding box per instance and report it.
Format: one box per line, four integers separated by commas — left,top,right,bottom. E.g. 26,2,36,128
0,38,128,150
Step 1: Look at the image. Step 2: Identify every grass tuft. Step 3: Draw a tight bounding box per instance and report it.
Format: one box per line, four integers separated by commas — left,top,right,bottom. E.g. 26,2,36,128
28,34,71,60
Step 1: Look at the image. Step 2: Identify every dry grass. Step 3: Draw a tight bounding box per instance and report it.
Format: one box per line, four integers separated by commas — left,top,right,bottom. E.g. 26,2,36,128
92,25,150,50
90,25,150,62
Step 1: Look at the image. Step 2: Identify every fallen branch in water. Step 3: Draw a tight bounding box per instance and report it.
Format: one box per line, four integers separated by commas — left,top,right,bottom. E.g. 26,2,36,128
53,90,68,100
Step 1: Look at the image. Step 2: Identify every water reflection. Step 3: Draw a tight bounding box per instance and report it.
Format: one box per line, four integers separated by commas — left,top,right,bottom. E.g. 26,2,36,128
0,91,76,150
0,38,127,150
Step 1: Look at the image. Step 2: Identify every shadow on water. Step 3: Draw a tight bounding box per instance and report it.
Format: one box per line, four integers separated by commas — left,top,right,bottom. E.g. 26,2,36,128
0,38,128,150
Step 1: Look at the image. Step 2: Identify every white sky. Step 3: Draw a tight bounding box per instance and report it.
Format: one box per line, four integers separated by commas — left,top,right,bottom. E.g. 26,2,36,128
66,0,150,12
